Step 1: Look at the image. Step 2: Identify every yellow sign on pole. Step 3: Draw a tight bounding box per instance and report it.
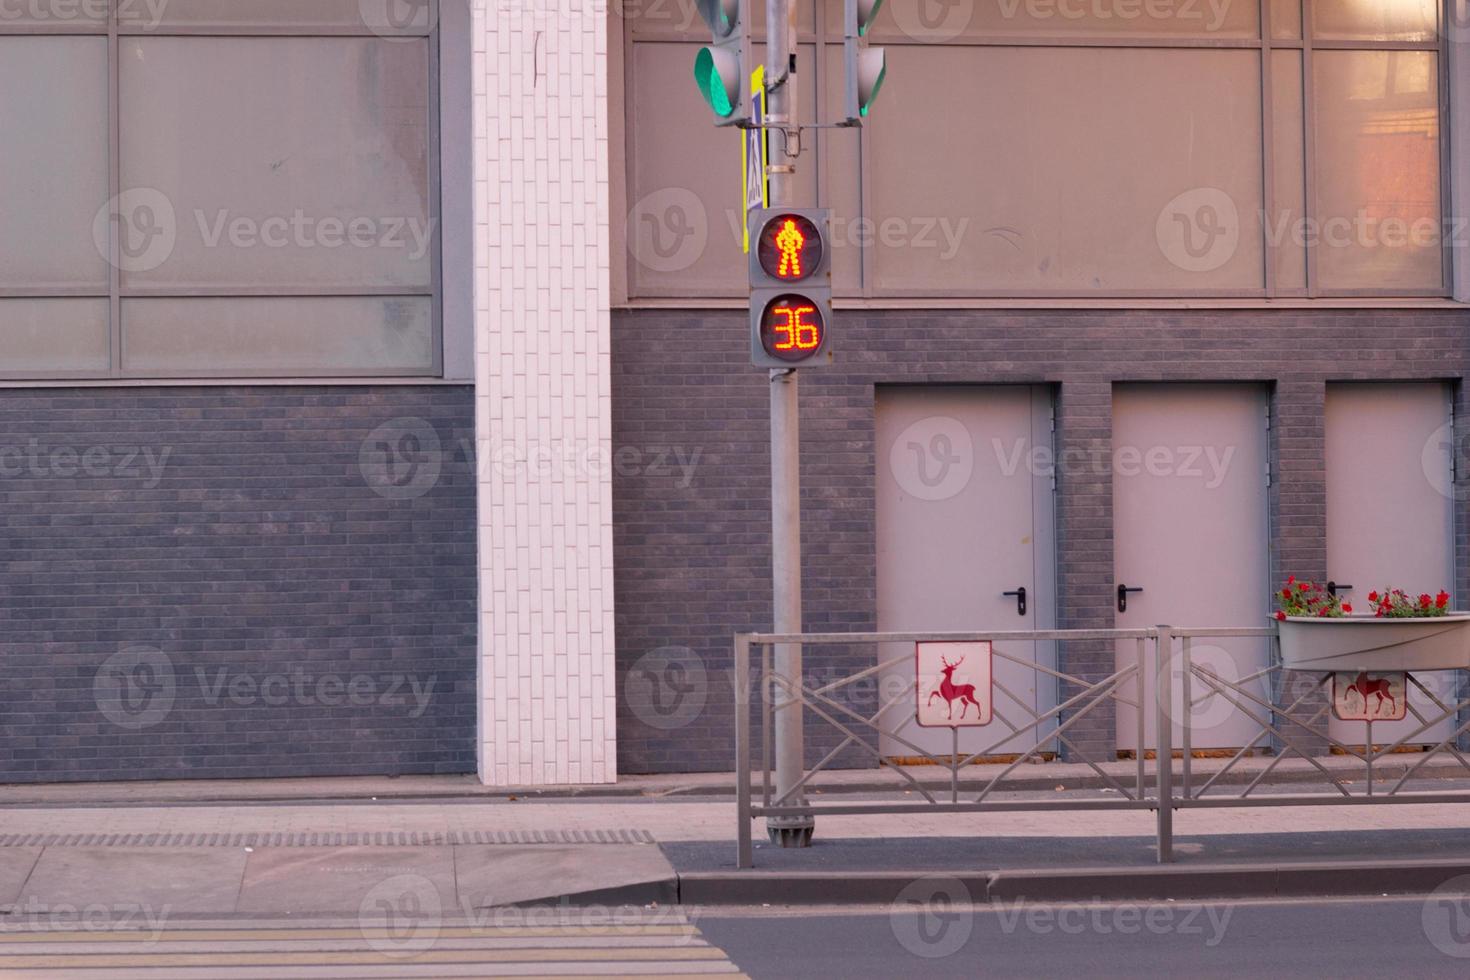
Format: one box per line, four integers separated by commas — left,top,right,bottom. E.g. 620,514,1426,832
742,65,769,253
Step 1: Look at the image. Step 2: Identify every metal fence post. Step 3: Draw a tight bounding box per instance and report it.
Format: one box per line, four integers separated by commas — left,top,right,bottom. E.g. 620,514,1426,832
735,633,753,869
1155,625,1175,863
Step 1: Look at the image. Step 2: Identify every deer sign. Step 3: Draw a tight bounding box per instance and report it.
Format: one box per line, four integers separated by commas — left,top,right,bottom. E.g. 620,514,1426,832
1346,671,1396,715
928,655,984,721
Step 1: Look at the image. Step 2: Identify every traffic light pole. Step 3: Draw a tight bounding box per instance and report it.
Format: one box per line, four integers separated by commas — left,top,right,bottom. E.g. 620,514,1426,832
764,0,814,847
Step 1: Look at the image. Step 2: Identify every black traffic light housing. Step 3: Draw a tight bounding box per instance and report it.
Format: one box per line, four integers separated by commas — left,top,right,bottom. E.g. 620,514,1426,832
749,208,832,368
694,0,753,126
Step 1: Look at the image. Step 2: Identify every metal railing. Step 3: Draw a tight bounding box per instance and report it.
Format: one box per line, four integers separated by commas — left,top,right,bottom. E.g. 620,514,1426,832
1160,626,1470,858
735,627,1156,869
734,626,1470,868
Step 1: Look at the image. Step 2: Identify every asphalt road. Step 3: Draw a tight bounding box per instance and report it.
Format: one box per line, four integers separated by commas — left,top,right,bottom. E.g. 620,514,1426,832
696,896,1470,979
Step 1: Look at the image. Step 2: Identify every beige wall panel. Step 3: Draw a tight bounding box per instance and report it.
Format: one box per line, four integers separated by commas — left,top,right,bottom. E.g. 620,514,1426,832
626,41,818,297
866,0,1260,43
0,300,109,374
820,41,865,294
868,46,1265,293
1271,49,1307,291
626,0,816,40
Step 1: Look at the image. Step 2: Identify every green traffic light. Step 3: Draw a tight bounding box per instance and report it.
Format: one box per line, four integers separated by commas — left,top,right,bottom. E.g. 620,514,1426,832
695,46,738,118
858,48,886,116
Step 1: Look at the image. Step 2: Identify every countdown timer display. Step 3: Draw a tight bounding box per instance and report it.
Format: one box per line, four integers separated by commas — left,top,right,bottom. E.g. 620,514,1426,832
756,213,823,283
757,293,826,363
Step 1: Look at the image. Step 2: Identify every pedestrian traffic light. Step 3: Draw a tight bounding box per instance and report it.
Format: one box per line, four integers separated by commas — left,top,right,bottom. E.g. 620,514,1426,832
694,0,751,126
749,209,831,367
843,0,887,122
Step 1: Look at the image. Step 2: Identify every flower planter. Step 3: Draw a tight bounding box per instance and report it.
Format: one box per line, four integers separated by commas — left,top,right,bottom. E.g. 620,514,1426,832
1276,614,1470,672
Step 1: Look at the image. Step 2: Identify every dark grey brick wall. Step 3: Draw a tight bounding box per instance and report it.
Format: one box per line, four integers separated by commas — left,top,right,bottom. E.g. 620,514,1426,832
0,385,477,783
611,308,1470,773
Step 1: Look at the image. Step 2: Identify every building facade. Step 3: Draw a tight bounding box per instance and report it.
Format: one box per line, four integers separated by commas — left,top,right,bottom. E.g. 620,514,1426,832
1,0,1467,784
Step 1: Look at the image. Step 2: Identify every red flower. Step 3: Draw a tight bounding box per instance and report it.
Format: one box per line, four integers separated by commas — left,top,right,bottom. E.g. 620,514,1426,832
1368,591,1379,603
1318,607,1331,617
1275,610,1287,621
1420,594,1433,608
1298,582,1310,592
1438,591,1451,609
1287,575,1296,586
1342,603,1353,614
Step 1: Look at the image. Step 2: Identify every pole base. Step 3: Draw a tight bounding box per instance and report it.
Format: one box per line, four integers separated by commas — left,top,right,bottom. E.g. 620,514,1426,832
765,816,815,848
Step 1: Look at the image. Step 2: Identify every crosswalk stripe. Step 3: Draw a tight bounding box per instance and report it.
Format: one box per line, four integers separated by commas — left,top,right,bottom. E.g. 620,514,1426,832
0,970,744,980
0,926,698,943
0,937,712,954
0,915,750,978
0,948,732,967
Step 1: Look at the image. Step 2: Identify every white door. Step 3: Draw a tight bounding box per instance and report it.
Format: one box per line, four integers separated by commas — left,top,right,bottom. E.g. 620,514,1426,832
1326,382,1455,747
1114,384,1270,752
876,386,1057,761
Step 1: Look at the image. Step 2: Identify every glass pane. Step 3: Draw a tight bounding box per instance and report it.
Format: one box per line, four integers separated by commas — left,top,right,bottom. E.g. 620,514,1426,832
1313,51,1442,291
821,41,863,295
0,299,109,373
0,1,106,27
120,37,432,290
1271,50,1307,291
868,0,1259,41
121,298,433,373
623,0,815,40
868,47,1265,293
1312,0,1436,40
1271,0,1302,38
625,42,817,297
137,0,435,34
0,38,109,290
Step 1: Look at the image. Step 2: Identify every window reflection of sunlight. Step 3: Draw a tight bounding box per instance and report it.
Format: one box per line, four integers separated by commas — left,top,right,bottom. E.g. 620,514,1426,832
1315,49,1441,290
1314,0,1437,41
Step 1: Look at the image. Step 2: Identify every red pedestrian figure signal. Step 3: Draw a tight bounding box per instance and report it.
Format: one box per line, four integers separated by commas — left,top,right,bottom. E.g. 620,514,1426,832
756,211,822,283
775,219,805,278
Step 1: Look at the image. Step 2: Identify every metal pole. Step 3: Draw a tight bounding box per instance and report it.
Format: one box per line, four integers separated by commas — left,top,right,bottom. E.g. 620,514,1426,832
735,634,754,868
1155,626,1175,863
765,0,812,847
1365,718,1373,797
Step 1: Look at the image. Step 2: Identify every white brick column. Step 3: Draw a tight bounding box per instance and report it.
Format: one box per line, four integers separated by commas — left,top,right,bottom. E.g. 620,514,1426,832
471,0,615,785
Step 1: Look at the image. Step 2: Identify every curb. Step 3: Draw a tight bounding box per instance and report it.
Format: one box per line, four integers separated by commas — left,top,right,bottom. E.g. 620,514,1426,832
4,760,1468,807
530,859,1470,908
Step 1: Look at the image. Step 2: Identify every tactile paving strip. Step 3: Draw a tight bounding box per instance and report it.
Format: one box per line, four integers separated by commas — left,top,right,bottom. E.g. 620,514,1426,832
0,829,657,848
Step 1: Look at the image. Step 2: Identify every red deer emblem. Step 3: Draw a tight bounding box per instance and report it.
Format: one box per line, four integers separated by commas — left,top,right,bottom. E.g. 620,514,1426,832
1345,671,1396,715
927,656,983,720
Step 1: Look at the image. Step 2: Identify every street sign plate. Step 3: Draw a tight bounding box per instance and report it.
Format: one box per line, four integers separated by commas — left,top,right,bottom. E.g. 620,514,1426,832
916,641,993,727
741,65,768,253
1332,670,1408,722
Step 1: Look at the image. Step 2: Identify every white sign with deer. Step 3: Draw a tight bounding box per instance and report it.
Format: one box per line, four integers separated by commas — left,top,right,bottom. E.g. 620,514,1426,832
1332,670,1408,723
916,641,994,728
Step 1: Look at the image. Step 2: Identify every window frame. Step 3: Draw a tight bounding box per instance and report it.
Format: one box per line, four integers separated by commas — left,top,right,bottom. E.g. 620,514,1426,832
614,0,1456,303
0,0,445,382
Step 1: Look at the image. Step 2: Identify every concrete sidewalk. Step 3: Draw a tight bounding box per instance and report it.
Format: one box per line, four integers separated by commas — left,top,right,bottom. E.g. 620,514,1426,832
4,785,1470,913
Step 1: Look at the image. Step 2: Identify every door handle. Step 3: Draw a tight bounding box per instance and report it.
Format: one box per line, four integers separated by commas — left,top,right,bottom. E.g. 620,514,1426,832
1002,586,1027,617
1327,581,1353,598
1117,584,1143,614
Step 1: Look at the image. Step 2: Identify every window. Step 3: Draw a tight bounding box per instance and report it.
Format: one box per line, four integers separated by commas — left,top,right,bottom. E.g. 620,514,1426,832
0,0,439,379
620,0,1449,299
